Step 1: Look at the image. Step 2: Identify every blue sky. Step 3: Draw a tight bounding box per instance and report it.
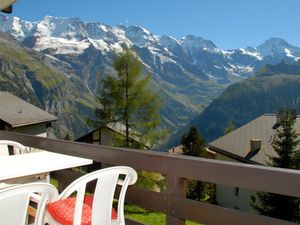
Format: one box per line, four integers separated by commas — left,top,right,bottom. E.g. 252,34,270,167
10,0,300,49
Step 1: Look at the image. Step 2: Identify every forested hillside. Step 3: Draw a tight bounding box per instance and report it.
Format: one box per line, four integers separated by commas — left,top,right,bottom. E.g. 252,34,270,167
163,61,300,149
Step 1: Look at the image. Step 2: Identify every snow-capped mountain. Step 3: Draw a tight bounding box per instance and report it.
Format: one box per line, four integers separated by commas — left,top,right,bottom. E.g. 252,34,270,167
1,15,299,81
1,15,300,134
257,37,300,60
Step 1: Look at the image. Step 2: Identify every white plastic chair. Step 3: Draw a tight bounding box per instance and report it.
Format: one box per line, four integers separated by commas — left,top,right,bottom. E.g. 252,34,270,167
0,182,58,225
0,140,29,157
44,166,138,225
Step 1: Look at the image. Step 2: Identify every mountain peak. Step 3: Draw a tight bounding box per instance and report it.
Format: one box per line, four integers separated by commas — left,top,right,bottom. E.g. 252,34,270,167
43,15,55,21
262,37,289,45
257,37,293,56
117,24,158,47
0,15,34,41
37,15,87,40
181,35,217,50
158,35,181,49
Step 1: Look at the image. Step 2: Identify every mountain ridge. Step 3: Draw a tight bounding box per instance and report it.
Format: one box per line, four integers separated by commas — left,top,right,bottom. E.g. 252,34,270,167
3,15,300,70
1,15,300,140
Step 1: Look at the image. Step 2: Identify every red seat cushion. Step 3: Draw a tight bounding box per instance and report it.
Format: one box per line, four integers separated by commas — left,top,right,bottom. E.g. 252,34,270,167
47,195,117,225
84,195,117,220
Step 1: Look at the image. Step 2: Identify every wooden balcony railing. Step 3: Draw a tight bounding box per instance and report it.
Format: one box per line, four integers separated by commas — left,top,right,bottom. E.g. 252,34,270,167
1,130,300,225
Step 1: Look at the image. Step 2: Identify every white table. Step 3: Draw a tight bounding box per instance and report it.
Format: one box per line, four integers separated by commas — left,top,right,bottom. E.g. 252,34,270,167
0,151,93,182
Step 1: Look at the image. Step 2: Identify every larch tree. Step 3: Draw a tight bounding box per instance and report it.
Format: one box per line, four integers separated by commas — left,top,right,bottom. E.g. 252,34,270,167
94,48,163,148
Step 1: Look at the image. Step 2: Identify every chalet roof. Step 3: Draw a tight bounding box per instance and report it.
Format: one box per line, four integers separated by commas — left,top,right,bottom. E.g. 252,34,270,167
0,92,57,128
208,114,300,165
76,122,150,148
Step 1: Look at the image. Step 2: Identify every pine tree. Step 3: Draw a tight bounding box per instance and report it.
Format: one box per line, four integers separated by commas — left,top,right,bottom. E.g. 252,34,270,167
94,48,162,148
251,109,300,222
182,126,206,157
270,109,300,169
181,126,207,200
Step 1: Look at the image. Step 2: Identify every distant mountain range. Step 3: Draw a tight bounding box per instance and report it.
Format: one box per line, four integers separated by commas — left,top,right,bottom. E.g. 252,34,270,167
0,31,94,137
163,61,300,150
1,15,300,139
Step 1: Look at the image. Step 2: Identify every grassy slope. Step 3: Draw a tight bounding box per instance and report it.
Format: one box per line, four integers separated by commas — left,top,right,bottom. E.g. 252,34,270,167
0,40,65,89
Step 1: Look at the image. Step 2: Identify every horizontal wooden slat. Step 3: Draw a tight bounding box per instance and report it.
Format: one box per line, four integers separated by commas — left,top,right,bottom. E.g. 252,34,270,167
171,196,296,225
125,187,168,213
126,187,296,225
169,156,300,198
125,218,147,225
0,131,170,172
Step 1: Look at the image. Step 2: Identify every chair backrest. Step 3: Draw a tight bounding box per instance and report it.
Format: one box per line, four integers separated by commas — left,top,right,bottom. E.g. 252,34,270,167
0,140,28,157
56,166,137,225
0,182,58,225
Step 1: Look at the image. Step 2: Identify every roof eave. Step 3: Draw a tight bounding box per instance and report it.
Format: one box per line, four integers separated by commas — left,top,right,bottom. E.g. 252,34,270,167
10,118,58,128
208,144,260,165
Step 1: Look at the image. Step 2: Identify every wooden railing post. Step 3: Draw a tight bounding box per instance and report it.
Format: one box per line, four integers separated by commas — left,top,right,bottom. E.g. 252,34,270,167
166,176,186,225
